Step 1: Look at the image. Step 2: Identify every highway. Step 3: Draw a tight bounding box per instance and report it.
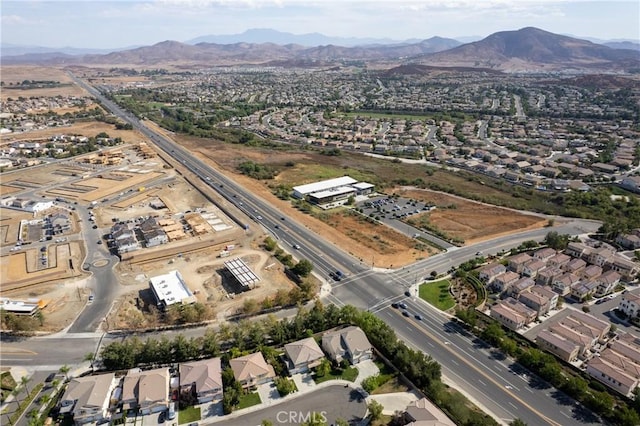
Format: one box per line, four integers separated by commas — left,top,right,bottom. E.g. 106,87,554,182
0,73,604,425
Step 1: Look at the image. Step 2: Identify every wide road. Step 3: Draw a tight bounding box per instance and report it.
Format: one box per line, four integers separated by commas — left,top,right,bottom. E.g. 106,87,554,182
2,74,605,425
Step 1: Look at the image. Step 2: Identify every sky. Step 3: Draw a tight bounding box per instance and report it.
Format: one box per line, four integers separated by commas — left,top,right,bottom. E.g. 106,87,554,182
2,0,639,49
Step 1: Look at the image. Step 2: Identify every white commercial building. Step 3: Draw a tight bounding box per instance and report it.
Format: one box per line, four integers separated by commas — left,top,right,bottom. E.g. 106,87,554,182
149,270,196,309
292,176,358,199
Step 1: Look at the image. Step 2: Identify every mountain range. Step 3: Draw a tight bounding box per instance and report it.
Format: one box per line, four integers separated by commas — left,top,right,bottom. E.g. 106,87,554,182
2,27,639,72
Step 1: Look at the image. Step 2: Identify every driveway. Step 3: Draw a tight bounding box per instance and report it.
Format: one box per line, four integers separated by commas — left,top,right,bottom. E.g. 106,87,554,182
368,391,421,415
292,372,316,393
256,381,281,406
354,359,379,385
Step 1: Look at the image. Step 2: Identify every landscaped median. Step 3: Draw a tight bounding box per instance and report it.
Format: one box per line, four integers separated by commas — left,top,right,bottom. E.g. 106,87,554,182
419,279,455,311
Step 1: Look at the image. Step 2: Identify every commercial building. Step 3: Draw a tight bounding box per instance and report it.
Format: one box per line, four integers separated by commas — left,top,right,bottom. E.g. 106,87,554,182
149,270,196,309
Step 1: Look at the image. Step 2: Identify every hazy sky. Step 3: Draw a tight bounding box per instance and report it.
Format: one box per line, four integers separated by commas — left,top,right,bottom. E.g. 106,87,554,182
2,0,639,49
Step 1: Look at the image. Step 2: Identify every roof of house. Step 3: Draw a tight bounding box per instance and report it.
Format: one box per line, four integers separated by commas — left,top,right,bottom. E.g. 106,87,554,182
122,368,169,405
536,329,580,355
284,337,324,366
230,352,275,383
62,373,115,411
179,358,222,394
322,326,372,358
587,357,638,390
405,397,456,426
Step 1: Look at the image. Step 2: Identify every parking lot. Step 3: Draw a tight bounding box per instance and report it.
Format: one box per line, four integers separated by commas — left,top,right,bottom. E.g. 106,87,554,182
359,196,435,223
357,196,454,249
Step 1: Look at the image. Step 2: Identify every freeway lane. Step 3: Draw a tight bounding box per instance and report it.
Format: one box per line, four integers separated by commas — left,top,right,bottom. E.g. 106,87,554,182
54,74,605,424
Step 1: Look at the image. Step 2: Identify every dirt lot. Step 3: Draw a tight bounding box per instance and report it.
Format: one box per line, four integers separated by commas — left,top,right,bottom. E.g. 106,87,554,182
0,66,88,99
1,120,147,146
395,188,547,245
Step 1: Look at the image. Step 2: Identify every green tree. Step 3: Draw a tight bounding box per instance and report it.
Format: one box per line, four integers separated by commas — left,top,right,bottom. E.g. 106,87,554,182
274,377,296,396
58,365,70,381
291,259,313,277
367,400,384,421
509,420,528,426
316,358,331,378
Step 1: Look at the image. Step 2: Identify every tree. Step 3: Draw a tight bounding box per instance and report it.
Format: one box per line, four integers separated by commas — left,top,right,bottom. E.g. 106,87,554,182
242,298,260,315
316,358,331,378
367,400,384,421
291,259,313,277
261,421,274,426
509,420,528,426
274,377,296,396
20,375,31,395
59,365,70,380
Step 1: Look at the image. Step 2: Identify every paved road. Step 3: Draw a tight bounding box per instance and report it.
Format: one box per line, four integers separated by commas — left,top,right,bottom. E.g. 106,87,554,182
220,384,366,426
2,74,604,425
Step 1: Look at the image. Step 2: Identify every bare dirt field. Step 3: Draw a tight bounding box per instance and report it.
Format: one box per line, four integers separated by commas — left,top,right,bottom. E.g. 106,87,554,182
395,188,547,244
0,66,88,99
1,120,147,145
0,242,85,291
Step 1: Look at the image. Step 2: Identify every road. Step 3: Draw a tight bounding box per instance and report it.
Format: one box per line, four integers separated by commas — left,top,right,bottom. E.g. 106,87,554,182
221,385,366,426
0,74,605,425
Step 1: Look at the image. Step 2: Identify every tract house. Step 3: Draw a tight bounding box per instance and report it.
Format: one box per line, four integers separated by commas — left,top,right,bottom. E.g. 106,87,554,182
179,358,223,404
122,368,170,414
59,373,116,425
322,326,373,365
230,352,276,390
284,337,325,374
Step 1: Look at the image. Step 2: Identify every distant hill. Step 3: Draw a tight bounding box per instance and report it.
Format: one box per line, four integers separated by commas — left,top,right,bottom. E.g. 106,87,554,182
2,27,638,73
603,41,640,52
0,43,138,57
417,27,640,72
186,28,420,47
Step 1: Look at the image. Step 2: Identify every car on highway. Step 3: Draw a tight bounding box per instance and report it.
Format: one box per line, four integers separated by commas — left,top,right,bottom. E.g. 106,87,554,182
402,310,410,317
88,294,94,304
257,215,263,220
404,291,411,297
391,302,399,308
280,216,285,220
414,314,423,320
398,302,407,310
293,244,301,249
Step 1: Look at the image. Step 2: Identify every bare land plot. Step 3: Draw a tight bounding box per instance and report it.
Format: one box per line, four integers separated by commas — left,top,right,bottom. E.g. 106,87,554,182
0,66,88,99
396,188,547,245
0,208,31,244
0,242,84,292
1,120,147,145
